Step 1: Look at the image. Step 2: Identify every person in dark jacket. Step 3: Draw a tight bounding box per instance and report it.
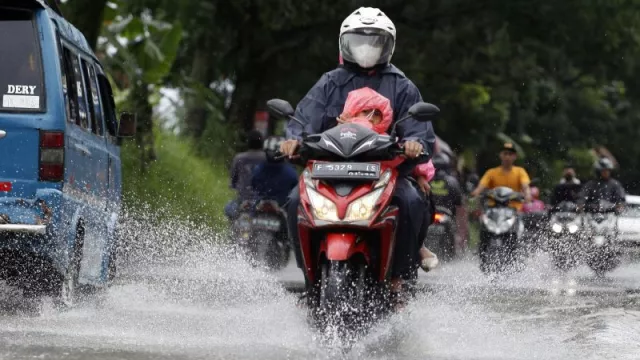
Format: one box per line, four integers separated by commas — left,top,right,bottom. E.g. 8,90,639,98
251,137,299,207
279,7,437,296
551,164,582,208
429,153,463,215
224,130,266,219
578,158,626,213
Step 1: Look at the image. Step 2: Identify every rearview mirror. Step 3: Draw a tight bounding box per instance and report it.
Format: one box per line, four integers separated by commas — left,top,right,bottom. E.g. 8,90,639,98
118,112,136,137
267,99,295,118
408,102,440,121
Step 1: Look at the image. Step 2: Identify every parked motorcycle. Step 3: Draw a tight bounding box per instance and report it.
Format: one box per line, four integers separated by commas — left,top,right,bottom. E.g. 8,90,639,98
546,201,583,270
425,206,456,261
583,200,621,276
231,200,290,270
267,98,437,331
478,187,525,274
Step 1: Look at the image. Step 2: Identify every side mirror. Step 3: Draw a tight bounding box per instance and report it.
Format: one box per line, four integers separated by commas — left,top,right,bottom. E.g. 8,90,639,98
118,112,136,137
0,130,5,140
408,102,440,121
267,99,295,118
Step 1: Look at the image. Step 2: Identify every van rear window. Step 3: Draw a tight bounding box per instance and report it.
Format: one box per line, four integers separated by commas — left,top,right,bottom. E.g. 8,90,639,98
0,8,44,112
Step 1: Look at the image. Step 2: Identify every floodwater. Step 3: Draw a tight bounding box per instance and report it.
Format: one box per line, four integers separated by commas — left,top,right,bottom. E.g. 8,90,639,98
0,219,639,360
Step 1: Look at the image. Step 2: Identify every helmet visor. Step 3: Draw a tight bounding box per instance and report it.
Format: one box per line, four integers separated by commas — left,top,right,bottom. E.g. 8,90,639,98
340,29,394,68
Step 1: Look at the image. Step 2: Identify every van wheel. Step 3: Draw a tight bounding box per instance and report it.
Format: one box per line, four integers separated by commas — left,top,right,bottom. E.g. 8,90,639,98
55,223,84,309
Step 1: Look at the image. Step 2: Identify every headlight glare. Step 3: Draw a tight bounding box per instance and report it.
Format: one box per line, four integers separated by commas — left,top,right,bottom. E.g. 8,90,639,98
552,223,563,233
344,188,384,222
307,188,339,222
568,223,579,233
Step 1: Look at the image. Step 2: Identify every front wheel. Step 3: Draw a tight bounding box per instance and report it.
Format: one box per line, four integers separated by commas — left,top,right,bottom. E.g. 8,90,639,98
255,232,289,271
479,233,522,275
586,245,621,276
317,261,372,332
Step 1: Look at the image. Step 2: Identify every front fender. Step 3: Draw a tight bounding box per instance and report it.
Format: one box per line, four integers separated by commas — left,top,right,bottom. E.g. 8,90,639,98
322,233,368,262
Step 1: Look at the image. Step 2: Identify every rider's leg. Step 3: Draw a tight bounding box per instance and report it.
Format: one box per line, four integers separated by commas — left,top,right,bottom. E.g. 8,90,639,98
286,185,304,269
390,178,427,282
418,191,439,271
286,185,311,290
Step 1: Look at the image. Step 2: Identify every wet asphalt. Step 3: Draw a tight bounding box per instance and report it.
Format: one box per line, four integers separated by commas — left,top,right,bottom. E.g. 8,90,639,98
0,242,639,360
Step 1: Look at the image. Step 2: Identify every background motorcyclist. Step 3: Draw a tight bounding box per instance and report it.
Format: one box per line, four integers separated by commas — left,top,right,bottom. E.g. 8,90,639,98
279,7,436,295
551,163,582,208
522,186,545,213
429,152,463,216
578,157,626,213
224,130,266,219
471,142,532,208
251,136,299,207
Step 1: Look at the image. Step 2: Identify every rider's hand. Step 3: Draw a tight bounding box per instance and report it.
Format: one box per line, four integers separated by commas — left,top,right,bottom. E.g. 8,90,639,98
417,176,430,194
280,140,299,158
403,140,423,158
337,113,352,124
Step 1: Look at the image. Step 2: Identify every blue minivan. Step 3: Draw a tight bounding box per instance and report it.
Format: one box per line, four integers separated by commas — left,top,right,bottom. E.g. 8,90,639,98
0,0,135,306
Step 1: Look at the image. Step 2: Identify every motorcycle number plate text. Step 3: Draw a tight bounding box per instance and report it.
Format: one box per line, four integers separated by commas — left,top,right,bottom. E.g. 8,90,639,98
311,162,380,180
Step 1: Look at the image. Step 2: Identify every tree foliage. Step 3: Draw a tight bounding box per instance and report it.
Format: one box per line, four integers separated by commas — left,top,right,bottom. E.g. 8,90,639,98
61,0,640,191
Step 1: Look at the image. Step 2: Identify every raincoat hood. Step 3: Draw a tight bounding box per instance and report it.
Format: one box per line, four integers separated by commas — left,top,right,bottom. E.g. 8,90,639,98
340,87,393,134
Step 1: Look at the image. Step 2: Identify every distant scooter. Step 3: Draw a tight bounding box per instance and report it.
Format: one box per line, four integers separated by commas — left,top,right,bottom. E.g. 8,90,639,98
231,200,290,271
583,200,621,276
478,187,525,274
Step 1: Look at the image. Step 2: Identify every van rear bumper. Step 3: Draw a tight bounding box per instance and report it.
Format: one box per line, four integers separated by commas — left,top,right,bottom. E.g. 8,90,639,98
0,224,47,234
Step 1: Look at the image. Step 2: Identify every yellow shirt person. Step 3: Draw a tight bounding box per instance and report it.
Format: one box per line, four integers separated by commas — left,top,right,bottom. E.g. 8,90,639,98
471,143,532,210
479,166,530,193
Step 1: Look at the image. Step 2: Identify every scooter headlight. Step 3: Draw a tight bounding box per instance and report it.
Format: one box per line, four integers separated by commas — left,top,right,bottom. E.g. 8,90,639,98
552,223,563,233
307,188,339,222
344,188,384,222
568,223,579,234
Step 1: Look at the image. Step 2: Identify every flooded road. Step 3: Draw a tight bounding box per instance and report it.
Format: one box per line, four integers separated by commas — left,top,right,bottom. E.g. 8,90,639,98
1,225,639,359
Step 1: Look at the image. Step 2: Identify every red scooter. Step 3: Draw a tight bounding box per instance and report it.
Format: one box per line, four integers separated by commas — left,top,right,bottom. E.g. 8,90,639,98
267,99,438,329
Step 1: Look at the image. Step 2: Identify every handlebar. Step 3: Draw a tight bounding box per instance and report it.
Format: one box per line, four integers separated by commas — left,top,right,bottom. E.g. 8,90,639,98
274,140,428,164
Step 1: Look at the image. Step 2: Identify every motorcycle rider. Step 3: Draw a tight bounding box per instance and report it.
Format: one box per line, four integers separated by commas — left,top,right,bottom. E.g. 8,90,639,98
471,142,532,207
551,164,582,207
224,130,266,219
522,186,546,213
251,136,299,207
578,157,625,213
429,152,463,216
280,7,436,296
338,86,439,272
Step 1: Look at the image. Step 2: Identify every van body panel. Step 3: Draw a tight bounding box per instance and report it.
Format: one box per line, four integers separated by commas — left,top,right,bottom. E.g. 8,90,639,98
0,2,124,290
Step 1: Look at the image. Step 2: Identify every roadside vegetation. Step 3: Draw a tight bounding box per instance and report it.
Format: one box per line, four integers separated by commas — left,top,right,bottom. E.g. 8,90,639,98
121,131,232,228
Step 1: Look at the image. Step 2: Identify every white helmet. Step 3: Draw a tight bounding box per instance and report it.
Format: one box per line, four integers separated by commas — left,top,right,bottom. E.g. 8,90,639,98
339,7,396,69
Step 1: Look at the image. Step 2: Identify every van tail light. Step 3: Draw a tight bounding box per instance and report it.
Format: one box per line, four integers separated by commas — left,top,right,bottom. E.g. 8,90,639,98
39,131,64,182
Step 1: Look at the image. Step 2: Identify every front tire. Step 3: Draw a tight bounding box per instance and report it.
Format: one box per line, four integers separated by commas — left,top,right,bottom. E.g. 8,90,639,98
586,245,621,276
316,260,371,332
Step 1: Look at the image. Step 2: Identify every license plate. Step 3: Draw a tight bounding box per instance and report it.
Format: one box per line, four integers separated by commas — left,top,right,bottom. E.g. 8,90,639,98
252,217,281,231
311,162,380,180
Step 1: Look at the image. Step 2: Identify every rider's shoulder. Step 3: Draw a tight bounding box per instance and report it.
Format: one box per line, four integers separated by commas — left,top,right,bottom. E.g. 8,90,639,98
324,64,410,85
514,166,529,174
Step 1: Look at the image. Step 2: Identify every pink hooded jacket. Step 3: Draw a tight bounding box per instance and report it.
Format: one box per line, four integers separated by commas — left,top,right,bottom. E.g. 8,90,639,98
340,87,435,181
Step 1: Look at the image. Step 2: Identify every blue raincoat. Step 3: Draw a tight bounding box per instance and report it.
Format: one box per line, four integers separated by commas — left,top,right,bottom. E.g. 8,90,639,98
286,64,436,154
